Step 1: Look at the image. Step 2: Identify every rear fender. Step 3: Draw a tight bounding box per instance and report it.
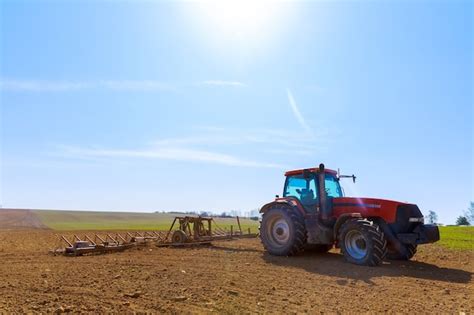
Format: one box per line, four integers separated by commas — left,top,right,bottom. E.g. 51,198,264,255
260,197,306,216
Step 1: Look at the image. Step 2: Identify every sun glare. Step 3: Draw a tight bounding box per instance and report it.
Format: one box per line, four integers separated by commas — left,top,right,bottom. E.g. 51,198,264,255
186,0,292,54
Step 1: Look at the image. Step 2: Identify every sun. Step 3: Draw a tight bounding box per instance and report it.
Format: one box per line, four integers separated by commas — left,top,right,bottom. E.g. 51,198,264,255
197,0,279,36
185,0,292,54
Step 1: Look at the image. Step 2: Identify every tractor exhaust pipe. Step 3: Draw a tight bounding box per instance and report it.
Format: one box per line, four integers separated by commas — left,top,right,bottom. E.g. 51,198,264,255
318,163,331,221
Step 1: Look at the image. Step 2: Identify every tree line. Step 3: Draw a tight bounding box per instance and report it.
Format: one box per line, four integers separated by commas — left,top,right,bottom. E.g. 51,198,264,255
428,202,473,226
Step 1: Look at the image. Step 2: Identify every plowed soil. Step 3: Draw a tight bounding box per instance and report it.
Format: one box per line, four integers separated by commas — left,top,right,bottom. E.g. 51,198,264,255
0,229,472,313
0,209,46,229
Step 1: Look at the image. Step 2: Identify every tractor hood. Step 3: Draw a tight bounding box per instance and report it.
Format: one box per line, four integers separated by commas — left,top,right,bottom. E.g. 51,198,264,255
332,197,407,209
332,197,416,224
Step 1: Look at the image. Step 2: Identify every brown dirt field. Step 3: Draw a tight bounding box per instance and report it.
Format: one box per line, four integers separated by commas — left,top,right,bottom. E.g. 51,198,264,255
0,229,472,314
0,209,47,229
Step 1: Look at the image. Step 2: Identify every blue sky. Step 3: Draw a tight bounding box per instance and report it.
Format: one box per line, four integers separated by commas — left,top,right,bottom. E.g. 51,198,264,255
0,0,472,223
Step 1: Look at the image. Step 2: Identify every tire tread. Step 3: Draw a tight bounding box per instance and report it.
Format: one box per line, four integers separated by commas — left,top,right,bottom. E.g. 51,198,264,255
260,204,307,256
338,219,387,266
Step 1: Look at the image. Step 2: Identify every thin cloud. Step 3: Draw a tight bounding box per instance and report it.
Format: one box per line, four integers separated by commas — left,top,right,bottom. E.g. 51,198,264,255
56,125,333,170
263,148,313,156
189,126,321,148
150,128,322,151
0,80,89,92
152,135,243,146
286,88,312,133
199,80,246,87
60,145,282,169
0,79,247,92
0,79,174,92
100,80,174,91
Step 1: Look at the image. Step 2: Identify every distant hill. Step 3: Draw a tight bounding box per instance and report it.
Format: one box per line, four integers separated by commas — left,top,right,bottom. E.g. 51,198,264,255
0,209,47,229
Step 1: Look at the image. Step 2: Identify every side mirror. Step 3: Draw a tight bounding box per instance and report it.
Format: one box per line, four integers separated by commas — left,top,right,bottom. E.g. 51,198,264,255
339,173,357,183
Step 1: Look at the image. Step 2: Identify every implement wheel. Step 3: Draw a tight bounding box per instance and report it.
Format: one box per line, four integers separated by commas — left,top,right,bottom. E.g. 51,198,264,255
260,204,306,256
339,219,387,266
171,230,188,244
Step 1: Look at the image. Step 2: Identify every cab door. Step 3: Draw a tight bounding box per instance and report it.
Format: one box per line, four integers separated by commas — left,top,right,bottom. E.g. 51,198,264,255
283,174,319,212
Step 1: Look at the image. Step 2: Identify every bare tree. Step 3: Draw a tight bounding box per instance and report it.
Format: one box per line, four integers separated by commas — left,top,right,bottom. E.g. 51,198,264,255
464,202,474,224
427,210,438,224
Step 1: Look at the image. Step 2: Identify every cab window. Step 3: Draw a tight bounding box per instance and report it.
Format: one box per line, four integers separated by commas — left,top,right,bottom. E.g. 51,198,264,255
284,175,318,206
325,174,343,198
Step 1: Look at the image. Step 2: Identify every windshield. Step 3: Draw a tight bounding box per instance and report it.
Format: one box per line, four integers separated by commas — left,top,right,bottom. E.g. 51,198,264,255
283,173,343,203
325,174,343,198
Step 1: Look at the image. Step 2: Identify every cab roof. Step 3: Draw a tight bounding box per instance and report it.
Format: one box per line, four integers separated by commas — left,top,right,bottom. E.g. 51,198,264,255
285,167,338,177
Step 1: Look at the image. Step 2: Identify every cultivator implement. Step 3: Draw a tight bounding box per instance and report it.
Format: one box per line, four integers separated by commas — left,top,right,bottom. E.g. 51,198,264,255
52,231,168,256
157,216,256,247
51,216,258,256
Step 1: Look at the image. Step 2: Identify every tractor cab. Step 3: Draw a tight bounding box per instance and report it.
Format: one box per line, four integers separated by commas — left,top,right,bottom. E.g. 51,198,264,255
283,168,343,212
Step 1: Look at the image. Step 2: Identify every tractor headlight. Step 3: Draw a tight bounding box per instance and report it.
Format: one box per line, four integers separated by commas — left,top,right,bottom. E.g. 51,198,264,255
408,217,424,223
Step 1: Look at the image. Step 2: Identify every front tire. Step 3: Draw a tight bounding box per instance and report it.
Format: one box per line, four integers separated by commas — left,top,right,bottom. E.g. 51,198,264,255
339,219,387,266
387,244,417,260
260,204,306,256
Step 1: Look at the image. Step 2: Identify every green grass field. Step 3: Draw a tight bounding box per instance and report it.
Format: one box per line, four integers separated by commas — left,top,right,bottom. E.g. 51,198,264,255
437,226,474,250
33,210,260,233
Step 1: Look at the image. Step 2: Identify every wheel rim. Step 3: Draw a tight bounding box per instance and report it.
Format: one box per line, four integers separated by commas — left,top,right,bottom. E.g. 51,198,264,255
344,230,368,260
172,231,185,243
266,215,291,246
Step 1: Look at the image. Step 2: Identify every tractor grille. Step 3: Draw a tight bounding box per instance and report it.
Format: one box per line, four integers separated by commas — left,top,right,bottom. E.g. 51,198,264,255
389,204,423,234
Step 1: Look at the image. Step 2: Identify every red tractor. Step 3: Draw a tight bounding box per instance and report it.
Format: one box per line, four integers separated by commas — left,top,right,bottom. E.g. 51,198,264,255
259,164,439,266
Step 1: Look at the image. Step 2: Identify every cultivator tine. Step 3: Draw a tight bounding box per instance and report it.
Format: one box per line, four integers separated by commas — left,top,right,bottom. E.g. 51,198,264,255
156,231,167,242
123,233,131,242
116,233,127,244
164,217,177,240
61,235,73,248
95,234,106,244
106,234,119,245
85,235,96,246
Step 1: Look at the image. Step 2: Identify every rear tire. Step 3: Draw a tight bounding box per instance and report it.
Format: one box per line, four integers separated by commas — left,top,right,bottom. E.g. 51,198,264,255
339,219,387,266
387,244,417,260
260,204,306,256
